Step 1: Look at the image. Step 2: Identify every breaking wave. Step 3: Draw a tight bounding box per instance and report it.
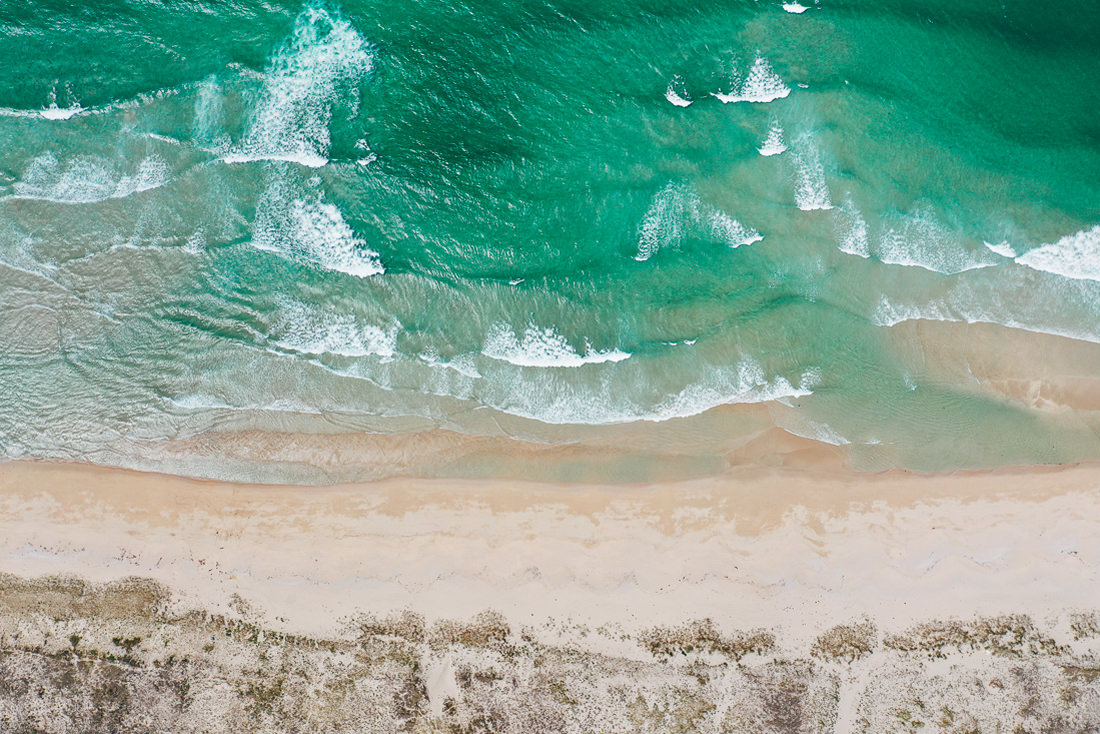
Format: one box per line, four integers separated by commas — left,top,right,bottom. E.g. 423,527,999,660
483,323,630,367
714,54,791,104
226,3,373,168
636,182,761,261
270,300,398,358
758,121,788,156
665,75,693,107
252,176,384,278
1015,225,1100,282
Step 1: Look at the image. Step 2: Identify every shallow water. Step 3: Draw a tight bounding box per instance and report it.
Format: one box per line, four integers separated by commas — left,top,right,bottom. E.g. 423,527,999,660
2,0,1099,481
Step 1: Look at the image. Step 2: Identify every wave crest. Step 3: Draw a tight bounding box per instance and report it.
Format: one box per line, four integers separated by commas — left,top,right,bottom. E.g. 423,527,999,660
636,182,761,261
1015,225,1100,282
714,54,791,104
483,323,630,368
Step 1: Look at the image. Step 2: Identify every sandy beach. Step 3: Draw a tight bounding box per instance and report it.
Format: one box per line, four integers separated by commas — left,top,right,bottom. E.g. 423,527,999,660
4,0,1099,728
2,458,1099,730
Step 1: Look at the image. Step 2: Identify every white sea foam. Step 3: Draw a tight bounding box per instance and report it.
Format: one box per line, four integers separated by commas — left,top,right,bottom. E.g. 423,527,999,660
1015,225,1100,282
253,178,384,278
758,121,787,156
636,182,760,261
782,2,810,12
494,358,819,425
664,76,693,107
714,54,791,104
984,240,1017,258
835,202,1002,274
871,286,1100,346
228,3,373,168
708,210,764,248
0,107,39,119
10,153,170,204
791,140,832,211
876,207,998,274
184,229,206,254
39,104,85,120
871,296,957,328
165,394,325,415
0,87,180,122
272,300,398,358
647,368,810,422
419,350,482,379
773,411,852,446
192,75,227,149
636,184,687,261
835,199,870,257
483,323,630,368
223,150,329,168
0,87,86,119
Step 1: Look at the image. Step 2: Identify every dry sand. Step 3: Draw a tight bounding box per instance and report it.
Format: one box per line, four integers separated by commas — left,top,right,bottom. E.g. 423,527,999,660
2,458,1100,731
2,458,1099,643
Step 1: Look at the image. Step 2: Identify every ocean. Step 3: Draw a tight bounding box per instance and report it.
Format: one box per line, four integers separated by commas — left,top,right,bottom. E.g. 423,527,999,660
2,0,1099,482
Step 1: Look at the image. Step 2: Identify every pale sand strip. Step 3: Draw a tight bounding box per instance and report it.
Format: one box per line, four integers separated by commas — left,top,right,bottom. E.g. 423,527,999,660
1,459,1098,648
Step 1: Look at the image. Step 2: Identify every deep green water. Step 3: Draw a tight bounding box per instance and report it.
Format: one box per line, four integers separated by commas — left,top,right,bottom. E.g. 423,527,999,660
2,0,1100,481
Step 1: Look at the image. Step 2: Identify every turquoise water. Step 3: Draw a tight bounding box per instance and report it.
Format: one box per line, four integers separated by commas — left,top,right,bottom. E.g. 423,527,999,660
2,0,1100,481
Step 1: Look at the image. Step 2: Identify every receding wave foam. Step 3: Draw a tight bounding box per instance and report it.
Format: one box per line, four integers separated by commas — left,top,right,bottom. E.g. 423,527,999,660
10,153,169,204
791,139,832,211
271,299,398,358
1015,225,1100,282
253,178,384,278
419,349,482,379
714,54,791,104
164,394,326,416
878,207,999,274
835,202,1000,274
226,3,373,168
870,271,1100,345
483,323,630,367
758,121,787,156
636,182,761,261
835,199,870,257
487,358,820,425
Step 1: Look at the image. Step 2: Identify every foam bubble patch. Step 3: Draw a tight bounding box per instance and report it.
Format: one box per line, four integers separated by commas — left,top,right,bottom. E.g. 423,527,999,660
792,140,832,211
835,200,870,257
876,207,999,274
